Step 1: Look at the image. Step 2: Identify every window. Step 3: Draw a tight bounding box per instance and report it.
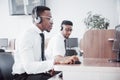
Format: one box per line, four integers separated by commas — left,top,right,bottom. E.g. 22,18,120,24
9,0,46,15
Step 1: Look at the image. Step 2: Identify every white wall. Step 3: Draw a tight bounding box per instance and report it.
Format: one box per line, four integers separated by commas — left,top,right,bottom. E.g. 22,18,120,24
46,0,119,40
0,0,119,41
0,0,32,40
117,0,120,23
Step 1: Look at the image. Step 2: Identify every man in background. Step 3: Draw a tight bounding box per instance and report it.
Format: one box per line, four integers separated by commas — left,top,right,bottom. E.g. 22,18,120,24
46,20,80,64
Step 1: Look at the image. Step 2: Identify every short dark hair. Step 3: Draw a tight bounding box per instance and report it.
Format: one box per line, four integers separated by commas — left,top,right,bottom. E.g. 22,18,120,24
61,20,73,30
32,6,50,23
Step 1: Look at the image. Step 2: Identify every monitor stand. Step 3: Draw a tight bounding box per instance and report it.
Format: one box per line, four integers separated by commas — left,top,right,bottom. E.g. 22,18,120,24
108,52,120,62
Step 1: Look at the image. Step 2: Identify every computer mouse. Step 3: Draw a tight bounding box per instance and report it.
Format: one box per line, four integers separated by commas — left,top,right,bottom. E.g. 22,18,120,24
74,60,81,64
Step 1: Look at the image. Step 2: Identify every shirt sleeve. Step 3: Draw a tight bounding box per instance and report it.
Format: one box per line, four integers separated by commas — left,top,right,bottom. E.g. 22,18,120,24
46,36,65,59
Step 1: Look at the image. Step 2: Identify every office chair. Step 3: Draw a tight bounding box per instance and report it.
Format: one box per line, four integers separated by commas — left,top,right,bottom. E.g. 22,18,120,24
0,52,14,80
0,69,4,80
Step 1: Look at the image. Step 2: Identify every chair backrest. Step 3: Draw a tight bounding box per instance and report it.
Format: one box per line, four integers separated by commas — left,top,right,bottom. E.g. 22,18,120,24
0,52,14,80
112,25,120,52
0,69,4,80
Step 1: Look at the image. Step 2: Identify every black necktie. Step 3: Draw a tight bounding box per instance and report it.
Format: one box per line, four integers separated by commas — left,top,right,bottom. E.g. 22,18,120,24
40,33,45,61
64,39,66,53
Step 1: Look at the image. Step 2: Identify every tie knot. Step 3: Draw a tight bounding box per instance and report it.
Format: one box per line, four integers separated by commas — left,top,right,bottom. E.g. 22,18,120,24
40,33,44,39
40,33,44,37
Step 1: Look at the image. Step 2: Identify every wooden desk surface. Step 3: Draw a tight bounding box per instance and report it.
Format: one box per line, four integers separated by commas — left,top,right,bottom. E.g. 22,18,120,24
55,58,120,67
55,58,120,71
83,58,120,67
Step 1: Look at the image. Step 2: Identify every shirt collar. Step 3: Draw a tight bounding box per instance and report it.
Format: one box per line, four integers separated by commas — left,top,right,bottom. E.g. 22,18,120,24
33,25,43,34
58,32,66,40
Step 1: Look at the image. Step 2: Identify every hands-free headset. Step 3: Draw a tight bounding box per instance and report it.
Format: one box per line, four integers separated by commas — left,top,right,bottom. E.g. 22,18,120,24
34,7,41,24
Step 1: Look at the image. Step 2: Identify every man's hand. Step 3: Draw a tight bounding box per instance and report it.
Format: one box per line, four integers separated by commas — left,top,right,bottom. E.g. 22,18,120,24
48,69,55,76
54,55,79,64
65,56,79,64
69,55,79,64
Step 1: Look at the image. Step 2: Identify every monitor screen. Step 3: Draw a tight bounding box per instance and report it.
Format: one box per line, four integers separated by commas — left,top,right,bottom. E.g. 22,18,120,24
0,38,8,49
66,38,78,48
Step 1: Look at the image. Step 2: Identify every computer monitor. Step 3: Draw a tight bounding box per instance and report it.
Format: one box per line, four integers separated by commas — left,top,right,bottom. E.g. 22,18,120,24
109,25,120,62
65,38,78,56
66,38,78,48
0,38,8,49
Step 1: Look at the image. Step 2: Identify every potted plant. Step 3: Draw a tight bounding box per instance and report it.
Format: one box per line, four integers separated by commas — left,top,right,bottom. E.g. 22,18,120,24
84,11,110,29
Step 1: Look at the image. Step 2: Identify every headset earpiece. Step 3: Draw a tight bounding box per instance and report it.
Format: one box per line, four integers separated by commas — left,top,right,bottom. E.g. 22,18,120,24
34,17,41,24
34,7,41,24
61,26,63,31
61,25,63,31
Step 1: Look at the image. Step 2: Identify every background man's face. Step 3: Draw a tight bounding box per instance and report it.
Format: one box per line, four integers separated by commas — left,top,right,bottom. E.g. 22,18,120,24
62,25,72,39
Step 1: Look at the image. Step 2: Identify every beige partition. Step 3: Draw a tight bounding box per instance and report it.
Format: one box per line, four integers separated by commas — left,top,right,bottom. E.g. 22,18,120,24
80,29,116,58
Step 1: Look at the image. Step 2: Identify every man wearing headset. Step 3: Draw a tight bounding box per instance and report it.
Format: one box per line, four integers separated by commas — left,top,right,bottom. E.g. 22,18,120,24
46,20,80,64
12,6,61,80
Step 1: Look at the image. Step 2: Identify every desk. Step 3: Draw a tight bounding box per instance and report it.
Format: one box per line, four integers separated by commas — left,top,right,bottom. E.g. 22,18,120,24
80,29,115,58
54,58,120,80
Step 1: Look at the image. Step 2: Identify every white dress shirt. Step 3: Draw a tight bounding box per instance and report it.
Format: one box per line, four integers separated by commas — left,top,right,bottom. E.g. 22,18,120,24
12,25,54,74
45,32,66,59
